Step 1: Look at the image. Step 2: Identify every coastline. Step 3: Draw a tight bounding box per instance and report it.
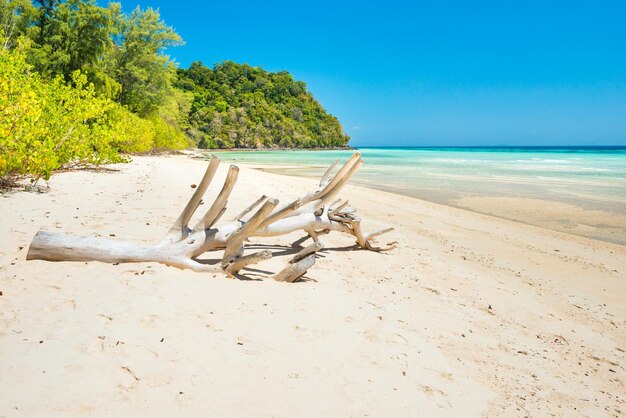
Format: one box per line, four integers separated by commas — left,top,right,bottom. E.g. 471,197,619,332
199,146,356,152
1,154,624,417
258,165,626,246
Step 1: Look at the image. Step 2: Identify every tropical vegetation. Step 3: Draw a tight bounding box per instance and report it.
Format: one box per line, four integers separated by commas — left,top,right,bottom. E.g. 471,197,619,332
0,0,349,184
177,62,350,149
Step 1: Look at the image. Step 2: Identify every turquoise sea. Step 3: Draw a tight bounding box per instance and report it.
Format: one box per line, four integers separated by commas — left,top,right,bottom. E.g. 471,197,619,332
211,147,626,245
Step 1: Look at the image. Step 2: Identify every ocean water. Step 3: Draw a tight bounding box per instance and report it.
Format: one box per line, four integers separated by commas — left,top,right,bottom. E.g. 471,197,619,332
210,147,626,244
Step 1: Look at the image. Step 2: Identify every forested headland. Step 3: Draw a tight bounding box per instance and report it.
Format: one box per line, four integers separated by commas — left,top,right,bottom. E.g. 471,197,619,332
0,0,350,184
176,62,349,149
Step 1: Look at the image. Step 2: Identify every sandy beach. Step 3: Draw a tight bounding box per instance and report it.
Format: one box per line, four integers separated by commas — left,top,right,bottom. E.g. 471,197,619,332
1,154,624,417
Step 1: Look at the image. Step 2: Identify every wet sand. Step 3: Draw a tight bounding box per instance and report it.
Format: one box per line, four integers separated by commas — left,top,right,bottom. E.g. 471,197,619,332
256,165,626,246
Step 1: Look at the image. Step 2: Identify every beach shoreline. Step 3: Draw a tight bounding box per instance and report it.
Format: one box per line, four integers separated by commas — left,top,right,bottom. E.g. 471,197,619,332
237,162,626,246
199,146,356,152
194,148,626,247
1,154,624,417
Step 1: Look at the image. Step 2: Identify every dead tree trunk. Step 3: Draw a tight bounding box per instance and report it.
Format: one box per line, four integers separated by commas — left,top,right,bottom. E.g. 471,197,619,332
27,152,397,280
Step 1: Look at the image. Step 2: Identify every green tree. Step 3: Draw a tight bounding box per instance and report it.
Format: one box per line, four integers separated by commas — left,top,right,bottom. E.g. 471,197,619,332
0,0,37,49
33,0,58,44
107,5,182,116
27,0,112,80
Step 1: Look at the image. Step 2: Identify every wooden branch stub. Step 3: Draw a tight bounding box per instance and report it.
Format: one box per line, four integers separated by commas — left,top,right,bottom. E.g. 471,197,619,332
299,151,361,207
314,158,363,212
233,195,267,221
195,165,239,230
329,200,349,216
226,249,272,274
221,198,278,267
290,241,323,263
319,159,340,189
272,254,316,283
258,198,302,229
168,155,220,239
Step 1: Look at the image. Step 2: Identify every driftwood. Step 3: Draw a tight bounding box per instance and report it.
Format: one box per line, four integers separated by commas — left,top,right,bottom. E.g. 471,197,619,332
26,152,397,281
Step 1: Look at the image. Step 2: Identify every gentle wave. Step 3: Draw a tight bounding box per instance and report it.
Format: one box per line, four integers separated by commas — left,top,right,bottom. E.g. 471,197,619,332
211,146,626,213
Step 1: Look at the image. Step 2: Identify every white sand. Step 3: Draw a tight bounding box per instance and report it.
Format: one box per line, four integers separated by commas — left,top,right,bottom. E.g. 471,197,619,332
1,155,624,417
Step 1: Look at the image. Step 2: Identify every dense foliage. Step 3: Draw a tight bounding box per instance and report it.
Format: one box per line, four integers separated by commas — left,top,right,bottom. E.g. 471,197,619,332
0,0,349,184
0,44,187,181
0,45,127,181
177,62,350,149
0,0,188,183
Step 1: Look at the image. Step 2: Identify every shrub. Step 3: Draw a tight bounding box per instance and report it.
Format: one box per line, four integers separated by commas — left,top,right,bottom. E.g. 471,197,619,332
0,44,189,184
107,105,155,153
0,46,125,182
148,112,189,150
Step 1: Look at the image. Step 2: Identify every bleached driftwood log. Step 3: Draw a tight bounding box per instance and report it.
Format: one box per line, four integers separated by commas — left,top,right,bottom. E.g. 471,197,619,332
27,152,397,281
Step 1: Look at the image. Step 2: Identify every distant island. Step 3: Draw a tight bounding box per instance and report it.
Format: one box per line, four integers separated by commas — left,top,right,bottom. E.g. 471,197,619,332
0,0,349,184
176,62,350,150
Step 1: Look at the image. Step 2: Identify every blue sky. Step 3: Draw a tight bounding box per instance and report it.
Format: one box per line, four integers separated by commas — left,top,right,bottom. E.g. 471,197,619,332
117,0,625,146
